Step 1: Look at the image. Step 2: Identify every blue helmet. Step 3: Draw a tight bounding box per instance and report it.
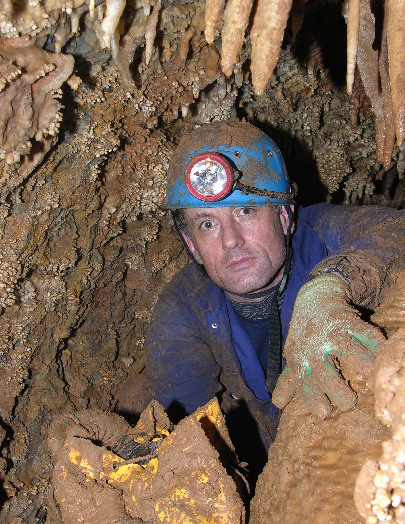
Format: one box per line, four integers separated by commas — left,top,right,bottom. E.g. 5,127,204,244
165,119,297,209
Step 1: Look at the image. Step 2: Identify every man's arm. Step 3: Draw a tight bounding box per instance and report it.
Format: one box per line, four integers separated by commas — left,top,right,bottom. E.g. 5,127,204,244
273,204,405,418
145,292,222,416
301,203,405,307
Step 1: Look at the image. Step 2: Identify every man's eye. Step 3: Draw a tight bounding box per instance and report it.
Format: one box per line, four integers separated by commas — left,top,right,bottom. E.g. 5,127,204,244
240,207,253,215
201,220,213,230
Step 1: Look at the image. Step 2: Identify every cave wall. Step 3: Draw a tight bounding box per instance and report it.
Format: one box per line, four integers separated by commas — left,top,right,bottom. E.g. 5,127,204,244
0,0,404,521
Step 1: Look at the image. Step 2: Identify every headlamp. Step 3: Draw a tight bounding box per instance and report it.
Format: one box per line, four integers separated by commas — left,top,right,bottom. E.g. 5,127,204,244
186,153,234,202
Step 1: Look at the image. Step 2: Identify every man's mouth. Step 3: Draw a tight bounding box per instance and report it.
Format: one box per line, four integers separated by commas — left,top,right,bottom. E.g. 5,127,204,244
226,256,255,271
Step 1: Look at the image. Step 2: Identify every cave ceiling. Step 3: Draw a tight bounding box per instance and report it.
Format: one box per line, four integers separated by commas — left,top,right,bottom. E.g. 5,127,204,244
0,0,404,521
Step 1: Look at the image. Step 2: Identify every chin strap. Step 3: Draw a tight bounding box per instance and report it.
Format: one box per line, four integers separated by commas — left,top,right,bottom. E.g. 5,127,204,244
265,205,294,394
279,205,294,293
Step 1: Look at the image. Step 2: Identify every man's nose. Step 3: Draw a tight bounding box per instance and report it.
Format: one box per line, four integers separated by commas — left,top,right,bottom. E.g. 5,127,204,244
221,217,244,249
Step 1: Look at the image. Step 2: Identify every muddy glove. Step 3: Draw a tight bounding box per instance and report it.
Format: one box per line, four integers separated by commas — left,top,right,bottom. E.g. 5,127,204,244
49,408,168,464
272,273,385,419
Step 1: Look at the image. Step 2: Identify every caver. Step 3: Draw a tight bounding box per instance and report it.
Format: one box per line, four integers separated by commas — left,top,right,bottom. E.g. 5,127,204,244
117,118,405,481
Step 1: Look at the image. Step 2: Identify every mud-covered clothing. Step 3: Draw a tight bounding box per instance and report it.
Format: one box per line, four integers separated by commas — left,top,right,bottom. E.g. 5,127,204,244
121,203,404,467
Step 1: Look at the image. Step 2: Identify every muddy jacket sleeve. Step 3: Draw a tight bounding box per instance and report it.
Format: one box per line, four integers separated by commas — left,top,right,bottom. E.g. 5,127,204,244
298,203,405,308
273,203,405,418
141,272,222,418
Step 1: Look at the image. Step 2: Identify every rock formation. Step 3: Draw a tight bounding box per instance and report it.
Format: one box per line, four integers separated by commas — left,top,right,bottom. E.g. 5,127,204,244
0,0,403,522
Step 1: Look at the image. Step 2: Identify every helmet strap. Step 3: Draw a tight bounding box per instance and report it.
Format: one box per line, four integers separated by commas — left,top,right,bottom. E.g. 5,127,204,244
279,205,294,295
265,205,294,393
234,180,298,202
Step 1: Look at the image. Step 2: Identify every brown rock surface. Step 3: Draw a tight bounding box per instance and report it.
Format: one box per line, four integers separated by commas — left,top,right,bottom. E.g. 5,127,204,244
251,267,405,524
250,381,390,523
0,0,403,522
49,399,245,523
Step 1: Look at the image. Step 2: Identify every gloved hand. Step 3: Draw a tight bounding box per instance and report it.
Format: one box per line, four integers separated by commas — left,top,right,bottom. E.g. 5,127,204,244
272,273,385,419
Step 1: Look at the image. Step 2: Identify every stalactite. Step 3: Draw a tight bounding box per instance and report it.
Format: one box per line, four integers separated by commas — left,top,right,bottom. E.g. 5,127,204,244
354,1,388,167
346,0,360,95
145,0,162,65
205,0,223,45
99,0,126,50
220,0,254,77
378,0,396,169
387,0,405,147
250,0,293,95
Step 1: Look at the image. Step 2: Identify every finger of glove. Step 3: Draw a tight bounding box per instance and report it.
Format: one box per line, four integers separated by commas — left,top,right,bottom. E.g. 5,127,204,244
272,366,297,408
349,317,384,352
333,322,385,376
301,372,332,419
317,354,357,412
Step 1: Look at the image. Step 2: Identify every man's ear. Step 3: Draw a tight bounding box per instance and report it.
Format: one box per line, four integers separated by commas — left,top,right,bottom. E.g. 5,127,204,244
180,231,203,264
280,204,295,235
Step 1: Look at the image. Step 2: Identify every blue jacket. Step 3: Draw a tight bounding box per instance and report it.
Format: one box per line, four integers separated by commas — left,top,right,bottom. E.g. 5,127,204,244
119,203,404,458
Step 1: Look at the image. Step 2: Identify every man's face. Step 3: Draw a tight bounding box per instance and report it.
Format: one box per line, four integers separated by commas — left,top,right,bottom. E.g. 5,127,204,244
181,205,293,301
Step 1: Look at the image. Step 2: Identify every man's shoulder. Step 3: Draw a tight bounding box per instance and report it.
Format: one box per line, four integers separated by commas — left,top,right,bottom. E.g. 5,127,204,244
296,202,331,223
162,262,213,300
296,202,404,232
155,262,224,317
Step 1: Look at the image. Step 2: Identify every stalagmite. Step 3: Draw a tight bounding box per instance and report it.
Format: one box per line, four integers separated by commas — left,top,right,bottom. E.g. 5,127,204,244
50,400,246,523
250,0,293,95
354,271,405,524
